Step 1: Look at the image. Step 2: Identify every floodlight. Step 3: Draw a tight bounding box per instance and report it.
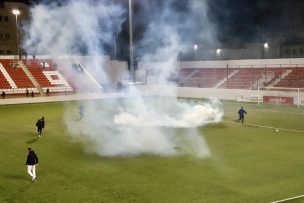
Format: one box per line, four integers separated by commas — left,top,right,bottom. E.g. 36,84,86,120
216,49,221,55
12,9,20,15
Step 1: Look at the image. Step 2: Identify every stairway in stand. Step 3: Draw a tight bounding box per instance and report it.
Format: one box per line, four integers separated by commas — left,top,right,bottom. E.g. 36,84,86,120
18,60,44,95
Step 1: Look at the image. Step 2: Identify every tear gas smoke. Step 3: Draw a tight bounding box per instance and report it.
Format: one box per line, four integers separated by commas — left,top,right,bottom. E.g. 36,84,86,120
22,0,124,85
23,0,124,56
65,97,223,158
114,98,223,128
24,0,223,158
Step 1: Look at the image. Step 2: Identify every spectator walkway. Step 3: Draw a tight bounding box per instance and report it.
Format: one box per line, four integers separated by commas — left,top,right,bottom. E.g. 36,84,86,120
0,93,125,106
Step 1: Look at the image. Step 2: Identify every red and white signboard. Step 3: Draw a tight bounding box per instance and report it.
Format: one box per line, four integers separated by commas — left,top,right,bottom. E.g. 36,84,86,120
263,96,294,104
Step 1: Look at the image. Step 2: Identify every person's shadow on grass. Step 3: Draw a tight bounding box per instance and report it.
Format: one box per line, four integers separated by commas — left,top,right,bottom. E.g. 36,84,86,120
3,174,29,182
26,137,39,144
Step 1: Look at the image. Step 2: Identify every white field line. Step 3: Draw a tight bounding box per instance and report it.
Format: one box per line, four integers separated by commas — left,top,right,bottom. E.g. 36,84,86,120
223,121,304,133
269,194,304,203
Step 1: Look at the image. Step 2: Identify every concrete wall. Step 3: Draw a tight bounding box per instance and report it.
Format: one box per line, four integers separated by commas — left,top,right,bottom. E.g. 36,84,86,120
138,58,304,70
177,87,257,100
107,60,129,83
136,85,304,106
179,58,304,68
176,87,304,106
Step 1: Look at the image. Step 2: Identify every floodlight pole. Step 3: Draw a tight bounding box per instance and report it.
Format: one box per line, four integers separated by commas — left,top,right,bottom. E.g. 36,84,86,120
129,0,135,82
15,14,19,58
12,9,20,60
114,35,117,59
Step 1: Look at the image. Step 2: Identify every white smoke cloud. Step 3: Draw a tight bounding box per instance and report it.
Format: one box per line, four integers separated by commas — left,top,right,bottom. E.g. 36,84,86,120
24,0,223,158
64,97,222,158
23,0,124,56
114,98,223,128
116,0,222,158
22,0,125,84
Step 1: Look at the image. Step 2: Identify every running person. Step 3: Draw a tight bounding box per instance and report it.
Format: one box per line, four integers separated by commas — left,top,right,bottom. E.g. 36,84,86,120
238,107,247,123
36,117,45,137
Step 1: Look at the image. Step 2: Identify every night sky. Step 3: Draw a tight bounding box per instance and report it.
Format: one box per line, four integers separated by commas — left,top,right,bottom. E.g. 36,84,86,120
208,0,304,46
7,0,304,47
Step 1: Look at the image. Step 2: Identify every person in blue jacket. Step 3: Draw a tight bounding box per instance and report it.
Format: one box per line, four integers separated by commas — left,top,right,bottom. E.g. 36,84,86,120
238,107,247,123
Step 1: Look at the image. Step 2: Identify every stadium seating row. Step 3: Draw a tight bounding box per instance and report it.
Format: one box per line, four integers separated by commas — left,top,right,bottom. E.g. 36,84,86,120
2,58,304,97
177,67,304,89
0,59,96,96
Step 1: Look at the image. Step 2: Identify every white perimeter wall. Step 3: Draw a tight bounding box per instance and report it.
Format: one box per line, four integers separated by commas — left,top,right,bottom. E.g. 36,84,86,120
177,87,304,106
136,85,304,106
138,58,304,70
4,55,304,68
179,58,304,68
137,85,258,100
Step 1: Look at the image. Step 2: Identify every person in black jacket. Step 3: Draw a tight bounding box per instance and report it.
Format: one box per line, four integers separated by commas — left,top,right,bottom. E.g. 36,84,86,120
36,117,45,137
1,91,5,99
25,148,38,182
237,107,247,124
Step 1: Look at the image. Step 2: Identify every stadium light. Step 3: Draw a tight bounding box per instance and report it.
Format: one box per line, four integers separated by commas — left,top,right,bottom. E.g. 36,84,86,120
264,42,269,58
12,8,21,59
128,0,135,82
216,49,221,55
193,44,198,60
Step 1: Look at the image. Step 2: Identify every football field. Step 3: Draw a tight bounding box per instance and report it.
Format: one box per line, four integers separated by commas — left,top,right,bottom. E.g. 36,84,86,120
1,99,304,203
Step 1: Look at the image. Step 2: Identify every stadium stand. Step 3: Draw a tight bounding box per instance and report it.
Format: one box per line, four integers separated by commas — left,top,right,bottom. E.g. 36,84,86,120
274,68,304,88
2,57,304,98
176,67,304,89
178,68,227,88
1,59,35,88
219,68,265,89
0,58,99,97
0,65,13,89
53,59,98,93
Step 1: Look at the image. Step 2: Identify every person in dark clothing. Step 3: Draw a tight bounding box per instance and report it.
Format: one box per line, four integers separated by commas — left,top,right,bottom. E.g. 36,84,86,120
1,91,5,99
79,105,84,120
238,107,247,123
31,91,34,97
26,89,29,97
25,148,38,182
36,117,45,137
117,81,123,91
46,88,49,96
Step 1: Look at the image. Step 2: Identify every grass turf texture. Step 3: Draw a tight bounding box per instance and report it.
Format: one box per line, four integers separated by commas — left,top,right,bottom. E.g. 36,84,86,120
1,100,304,203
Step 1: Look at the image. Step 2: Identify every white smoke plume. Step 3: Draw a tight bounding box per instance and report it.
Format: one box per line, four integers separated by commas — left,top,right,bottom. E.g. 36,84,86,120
22,0,125,84
114,98,223,128
23,0,124,56
65,97,223,158
24,0,223,158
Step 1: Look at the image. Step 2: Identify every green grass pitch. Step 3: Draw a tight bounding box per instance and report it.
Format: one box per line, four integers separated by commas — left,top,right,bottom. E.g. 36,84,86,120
1,99,304,203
